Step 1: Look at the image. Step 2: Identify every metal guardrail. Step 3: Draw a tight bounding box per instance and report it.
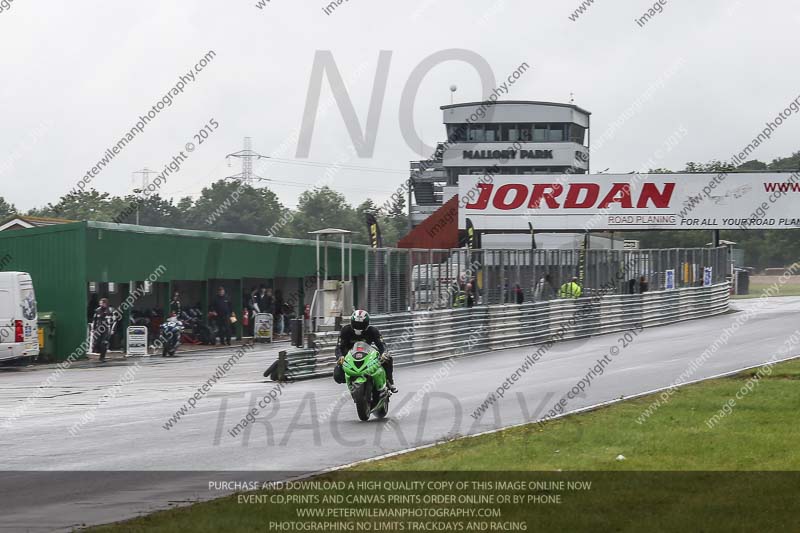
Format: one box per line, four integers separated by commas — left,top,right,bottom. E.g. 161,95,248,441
365,246,730,314
277,283,730,380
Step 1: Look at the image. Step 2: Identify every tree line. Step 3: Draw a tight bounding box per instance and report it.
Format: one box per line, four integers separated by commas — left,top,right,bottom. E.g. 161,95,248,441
0,181,409,247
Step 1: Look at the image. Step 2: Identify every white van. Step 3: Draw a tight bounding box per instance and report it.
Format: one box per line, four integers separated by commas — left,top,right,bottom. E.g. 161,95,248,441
0,272,40,362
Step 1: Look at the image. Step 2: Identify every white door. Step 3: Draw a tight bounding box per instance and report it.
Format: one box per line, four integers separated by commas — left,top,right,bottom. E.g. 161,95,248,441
0,288,13,345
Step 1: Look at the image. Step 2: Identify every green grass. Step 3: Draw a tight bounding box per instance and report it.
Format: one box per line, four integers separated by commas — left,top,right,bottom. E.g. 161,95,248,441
733,281,800,299
359,358,800,472
84,359,800,533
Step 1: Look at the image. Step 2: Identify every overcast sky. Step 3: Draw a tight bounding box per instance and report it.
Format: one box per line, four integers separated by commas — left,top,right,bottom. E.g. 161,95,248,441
1,0,799,212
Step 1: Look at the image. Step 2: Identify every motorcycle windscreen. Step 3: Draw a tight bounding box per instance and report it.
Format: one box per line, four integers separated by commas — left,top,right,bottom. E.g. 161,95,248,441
351,341,373,358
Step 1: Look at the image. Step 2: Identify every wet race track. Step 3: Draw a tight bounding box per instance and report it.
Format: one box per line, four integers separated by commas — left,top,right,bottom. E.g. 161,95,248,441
2,297,799,531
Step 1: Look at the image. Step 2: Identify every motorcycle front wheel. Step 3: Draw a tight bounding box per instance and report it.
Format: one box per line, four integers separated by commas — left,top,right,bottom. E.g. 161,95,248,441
352,381,371,421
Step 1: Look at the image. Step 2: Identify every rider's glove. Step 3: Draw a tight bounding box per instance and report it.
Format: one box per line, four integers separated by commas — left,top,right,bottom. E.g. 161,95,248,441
379,352,390,363
337,356,345,366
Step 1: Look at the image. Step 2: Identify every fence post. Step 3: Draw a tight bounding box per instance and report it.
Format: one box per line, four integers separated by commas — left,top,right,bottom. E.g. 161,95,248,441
364,248,369,311
386,249,392,314
501,251,507,304
278,350,286,382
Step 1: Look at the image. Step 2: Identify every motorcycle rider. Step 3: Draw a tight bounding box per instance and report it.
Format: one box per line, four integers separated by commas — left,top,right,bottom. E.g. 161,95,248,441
334,310,397,393
91,298,115,362
210,286,233,346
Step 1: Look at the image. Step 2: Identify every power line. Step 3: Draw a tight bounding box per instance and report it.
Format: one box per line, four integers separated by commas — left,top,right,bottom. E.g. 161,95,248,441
225,137,270,183
264,156,408,174
267,178,400,194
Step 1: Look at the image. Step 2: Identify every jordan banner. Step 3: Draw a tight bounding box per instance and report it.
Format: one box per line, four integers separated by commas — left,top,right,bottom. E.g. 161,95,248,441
459,172,800,231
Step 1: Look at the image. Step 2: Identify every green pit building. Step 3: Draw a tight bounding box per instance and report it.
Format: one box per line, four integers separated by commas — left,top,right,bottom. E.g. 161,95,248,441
0,221,365,361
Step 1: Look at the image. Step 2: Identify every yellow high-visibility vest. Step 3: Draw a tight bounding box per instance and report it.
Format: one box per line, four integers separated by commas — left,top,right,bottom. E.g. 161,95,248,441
559,282,582,299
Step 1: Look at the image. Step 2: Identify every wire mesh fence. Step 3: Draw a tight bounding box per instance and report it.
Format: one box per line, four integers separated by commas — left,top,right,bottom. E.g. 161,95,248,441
365,246,729,314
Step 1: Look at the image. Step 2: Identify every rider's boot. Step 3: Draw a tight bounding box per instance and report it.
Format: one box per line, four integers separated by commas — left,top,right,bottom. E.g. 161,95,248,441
383,359,398,393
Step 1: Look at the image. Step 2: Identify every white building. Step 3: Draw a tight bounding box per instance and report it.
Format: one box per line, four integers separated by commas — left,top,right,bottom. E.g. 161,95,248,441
409,101,591,228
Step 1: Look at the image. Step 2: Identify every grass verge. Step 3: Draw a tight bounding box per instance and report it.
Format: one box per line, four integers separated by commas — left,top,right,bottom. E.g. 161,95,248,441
733,281,800,299
85,359,800,533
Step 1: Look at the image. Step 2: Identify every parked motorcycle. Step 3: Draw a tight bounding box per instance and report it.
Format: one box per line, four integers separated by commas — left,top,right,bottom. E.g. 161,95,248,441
159,317,184,357
170,307,211,345
341,341,390,421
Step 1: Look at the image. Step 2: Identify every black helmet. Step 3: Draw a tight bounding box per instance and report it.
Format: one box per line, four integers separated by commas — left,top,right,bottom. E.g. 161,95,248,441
351,309,370,334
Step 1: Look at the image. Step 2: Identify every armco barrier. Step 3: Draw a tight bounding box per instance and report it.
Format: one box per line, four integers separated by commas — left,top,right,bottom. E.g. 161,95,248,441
276,283,730,380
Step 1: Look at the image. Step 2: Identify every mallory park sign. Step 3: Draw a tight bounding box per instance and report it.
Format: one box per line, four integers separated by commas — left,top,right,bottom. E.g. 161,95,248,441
462,149,554,160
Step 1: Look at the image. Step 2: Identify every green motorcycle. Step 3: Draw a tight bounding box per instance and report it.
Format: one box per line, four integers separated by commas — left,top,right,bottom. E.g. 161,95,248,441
342,341,390,421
